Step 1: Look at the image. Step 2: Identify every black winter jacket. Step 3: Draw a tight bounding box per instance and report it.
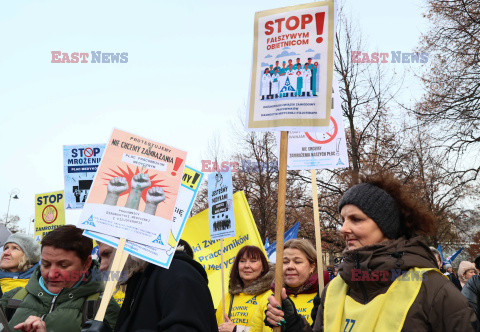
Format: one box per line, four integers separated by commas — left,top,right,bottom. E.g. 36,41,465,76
114,250,217,332
462,275,480,321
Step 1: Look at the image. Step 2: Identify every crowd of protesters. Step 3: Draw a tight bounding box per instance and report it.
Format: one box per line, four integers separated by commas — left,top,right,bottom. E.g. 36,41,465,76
0,174,479,331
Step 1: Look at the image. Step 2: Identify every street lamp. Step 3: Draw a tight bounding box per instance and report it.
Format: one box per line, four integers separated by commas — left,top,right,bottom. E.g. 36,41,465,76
6,189,20,224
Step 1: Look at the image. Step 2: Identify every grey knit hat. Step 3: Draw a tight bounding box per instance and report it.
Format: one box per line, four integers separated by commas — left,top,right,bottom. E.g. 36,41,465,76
338,183,401,239
5,233,41,264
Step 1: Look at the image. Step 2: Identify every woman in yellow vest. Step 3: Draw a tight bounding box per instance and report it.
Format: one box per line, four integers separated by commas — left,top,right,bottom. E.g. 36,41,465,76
217,245,274,332
265,173,477,331
249,239,321,332
0,233,40,296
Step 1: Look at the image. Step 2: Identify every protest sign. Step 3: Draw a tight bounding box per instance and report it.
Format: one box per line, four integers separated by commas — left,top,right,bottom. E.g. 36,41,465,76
35,190,65,242
63,144,105,209
182,191,265,308
78,129,187,248
208,171,235,240
283,79,349,170
84,165,203,269
247,1,335,131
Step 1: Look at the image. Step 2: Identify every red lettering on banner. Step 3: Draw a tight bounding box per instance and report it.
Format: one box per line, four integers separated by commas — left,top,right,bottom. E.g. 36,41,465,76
264,14,319,35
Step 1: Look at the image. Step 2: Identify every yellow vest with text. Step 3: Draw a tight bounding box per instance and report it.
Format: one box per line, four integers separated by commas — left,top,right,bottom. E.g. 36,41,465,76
216,291,270,329
249,291,317,332
324,267,440,332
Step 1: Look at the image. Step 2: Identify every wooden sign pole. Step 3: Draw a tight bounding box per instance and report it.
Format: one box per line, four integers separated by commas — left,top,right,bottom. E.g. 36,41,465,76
221,239,226,322
311,170,325,293
94,238,129,322
273,131,288,332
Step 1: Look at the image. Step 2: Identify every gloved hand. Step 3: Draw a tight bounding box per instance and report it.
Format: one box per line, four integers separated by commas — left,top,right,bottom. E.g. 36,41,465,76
279,296,304,331
81,320,113,332
264,289,306,331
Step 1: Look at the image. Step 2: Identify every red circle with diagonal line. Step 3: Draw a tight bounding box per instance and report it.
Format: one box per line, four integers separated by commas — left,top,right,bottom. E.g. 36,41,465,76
42,205,58,224
305,116,338,144
84,148,94,157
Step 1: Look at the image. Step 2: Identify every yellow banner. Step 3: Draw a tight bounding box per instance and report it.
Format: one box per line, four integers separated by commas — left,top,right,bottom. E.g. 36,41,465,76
35,190,65,242
182,191,265,308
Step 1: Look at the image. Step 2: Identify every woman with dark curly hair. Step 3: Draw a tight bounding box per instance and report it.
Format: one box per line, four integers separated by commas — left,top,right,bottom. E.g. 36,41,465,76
265,173,477,331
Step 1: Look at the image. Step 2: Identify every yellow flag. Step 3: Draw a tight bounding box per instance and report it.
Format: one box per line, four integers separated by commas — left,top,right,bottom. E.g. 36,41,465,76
182,191,266,308
34,190,65,242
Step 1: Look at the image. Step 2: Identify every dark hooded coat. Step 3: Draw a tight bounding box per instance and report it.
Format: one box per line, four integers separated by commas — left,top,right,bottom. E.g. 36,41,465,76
281,236,477,331
309,236,477,332
114,250,217,332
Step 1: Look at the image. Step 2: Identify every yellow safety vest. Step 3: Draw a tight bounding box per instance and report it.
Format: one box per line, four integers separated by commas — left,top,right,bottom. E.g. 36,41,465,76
324,267,439,332
290,292,317,325
216,291,271,328
0,278,29,294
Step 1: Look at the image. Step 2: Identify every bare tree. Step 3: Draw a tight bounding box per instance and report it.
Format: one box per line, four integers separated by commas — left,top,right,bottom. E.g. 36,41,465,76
415,0,480,182
0,214,24,233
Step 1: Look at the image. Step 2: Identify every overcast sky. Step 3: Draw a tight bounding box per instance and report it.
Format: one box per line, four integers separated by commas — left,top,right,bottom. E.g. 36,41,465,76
0,0,429,233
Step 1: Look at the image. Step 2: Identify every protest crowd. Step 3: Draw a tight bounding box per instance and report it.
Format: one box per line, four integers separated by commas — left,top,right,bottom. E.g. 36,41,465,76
0,172,478,331
3,0,480,331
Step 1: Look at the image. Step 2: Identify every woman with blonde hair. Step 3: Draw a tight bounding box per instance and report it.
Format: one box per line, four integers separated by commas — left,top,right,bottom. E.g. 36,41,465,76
0,233,40,295
250,239,323,331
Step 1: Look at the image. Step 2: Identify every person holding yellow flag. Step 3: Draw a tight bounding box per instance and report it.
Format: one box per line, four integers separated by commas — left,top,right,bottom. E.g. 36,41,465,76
217,245,274,332
265,174,477,331
0,233,40,296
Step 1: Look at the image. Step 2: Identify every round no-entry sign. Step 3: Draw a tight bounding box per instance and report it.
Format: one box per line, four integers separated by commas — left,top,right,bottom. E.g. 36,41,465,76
84,148,94,157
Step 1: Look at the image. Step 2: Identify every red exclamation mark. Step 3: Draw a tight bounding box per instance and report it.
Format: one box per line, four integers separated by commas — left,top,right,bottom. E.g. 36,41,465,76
171,158,183,176
315,12,325,43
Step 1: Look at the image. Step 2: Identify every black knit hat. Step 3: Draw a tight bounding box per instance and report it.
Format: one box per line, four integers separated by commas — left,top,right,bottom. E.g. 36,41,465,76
338,183,401,239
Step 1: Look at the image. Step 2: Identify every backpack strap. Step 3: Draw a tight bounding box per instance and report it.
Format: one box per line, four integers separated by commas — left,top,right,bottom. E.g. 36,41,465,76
81,293,101,325
5,288,28,320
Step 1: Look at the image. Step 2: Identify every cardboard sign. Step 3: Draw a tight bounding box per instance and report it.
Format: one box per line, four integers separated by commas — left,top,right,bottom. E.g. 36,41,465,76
83,166,203,269
284,79,349,170
208,171,235,240
247,1,335,131
35,190,65,242
78,129,187,248
63,144,105,209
